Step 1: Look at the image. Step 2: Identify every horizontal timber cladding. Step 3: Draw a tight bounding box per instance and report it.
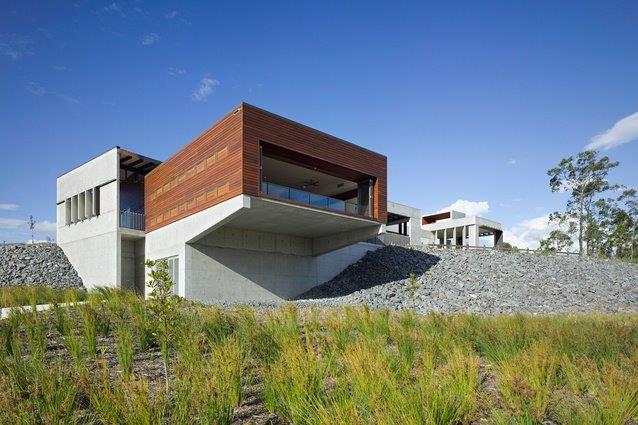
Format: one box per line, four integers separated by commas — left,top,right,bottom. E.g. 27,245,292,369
144,108,243,232
241,103,387,223
145,103,388,232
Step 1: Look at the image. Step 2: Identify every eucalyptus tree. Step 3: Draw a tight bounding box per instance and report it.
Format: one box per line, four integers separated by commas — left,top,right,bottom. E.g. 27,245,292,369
547,150,619,256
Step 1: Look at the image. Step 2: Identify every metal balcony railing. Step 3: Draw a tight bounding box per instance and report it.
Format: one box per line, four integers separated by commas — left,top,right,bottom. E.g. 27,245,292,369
120,210,145,231
261,181,370,217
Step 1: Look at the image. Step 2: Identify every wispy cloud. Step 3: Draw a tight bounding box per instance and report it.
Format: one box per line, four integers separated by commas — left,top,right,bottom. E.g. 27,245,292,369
104,2,125,17
0,34,34,60
52,65,68,71
141,32,160,46
168,67,186,76
25,81,46,96
438,199,489,217
0,217,26,229
25,81,79,104
585,111,638,151
56,93,80,104
0,217,56,237
0,204,19,211
507,158,518,165
37,221,56,235
164,10,191,24
191,77,219,102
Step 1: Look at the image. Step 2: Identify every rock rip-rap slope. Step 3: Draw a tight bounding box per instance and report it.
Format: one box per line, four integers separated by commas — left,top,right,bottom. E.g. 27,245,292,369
297,246,638,315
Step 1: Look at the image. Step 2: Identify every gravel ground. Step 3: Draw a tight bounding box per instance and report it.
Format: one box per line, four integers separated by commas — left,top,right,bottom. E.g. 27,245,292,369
291,246,638,315
0,243,83,288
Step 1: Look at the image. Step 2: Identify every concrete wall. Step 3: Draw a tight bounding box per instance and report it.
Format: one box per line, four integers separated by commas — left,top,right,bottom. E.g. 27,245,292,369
387,201,423,245
120,239,136,290
57,148,119,202
187,230,380,303
57,150,120,289
134,239,146,293
144,195,249,297
57,232,118,289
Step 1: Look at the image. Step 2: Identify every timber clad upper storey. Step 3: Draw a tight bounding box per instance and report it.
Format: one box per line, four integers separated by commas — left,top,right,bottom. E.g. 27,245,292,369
144,103,387,232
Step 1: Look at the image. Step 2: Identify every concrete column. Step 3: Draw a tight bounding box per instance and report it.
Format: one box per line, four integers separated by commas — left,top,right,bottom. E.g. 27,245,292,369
494,230,504,248
468,225,479,247
443,228,448,245
451,227,457,246
432,230,438,245
462,226,467,246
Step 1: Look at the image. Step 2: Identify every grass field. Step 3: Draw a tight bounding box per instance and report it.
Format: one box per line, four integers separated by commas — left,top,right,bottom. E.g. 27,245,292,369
0,288,637,424
0,285,87,308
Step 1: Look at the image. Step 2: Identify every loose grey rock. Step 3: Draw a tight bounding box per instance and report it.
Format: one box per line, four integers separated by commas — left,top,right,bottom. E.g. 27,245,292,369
292,245,638,315
0,243,83,289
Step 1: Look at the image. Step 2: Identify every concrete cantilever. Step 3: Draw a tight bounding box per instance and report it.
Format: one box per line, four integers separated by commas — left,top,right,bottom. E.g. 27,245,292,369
145,194,383,302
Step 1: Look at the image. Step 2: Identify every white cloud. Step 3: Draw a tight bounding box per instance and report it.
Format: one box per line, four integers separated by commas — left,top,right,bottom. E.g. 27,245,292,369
104,2,125,16
52,65,67,71
507,158,518,165
25,82,79,104
141,33,160,46
164,10,190,24
25,81,45,96
0,34,33,60
438,199,489,217
36,220,57,235
168,67,186,76
191,77,219,101
56,93,80,104
585,111,638,151
503,214,575,250
0,217,25,229
0,217,56,237
0,203,19,211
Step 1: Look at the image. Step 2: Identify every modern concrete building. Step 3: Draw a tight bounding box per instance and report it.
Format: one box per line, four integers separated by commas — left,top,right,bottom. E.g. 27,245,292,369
421,210,503,247
56,148,161,292
57,103,387,301
380,201,423,246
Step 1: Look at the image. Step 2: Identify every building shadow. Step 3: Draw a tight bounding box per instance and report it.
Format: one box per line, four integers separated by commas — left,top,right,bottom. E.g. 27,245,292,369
296,245,440,299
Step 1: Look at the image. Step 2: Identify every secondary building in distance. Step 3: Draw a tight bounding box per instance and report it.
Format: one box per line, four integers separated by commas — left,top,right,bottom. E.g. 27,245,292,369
57,103,388,302
421,210,503,247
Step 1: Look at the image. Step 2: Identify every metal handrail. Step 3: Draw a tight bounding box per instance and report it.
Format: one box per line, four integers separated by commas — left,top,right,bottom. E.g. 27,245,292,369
120,210,145,231
261,181,369,217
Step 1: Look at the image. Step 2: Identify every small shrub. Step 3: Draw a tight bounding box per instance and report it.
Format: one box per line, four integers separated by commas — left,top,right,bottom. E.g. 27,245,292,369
406,272,420,301
145,258,180,391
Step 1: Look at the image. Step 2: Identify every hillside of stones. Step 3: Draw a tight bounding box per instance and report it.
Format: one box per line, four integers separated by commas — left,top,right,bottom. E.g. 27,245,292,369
0,243,83,288
297,245,638,315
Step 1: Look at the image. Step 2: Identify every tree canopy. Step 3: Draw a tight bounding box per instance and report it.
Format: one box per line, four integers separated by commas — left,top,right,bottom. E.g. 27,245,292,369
547,150,636,261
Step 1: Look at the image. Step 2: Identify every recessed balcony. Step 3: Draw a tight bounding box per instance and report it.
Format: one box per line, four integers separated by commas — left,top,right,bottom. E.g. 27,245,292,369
120,210,145,231
260,181,366,216
259,142,376,219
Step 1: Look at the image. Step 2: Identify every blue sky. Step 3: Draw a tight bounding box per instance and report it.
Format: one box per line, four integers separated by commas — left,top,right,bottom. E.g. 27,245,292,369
1,0,637,247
